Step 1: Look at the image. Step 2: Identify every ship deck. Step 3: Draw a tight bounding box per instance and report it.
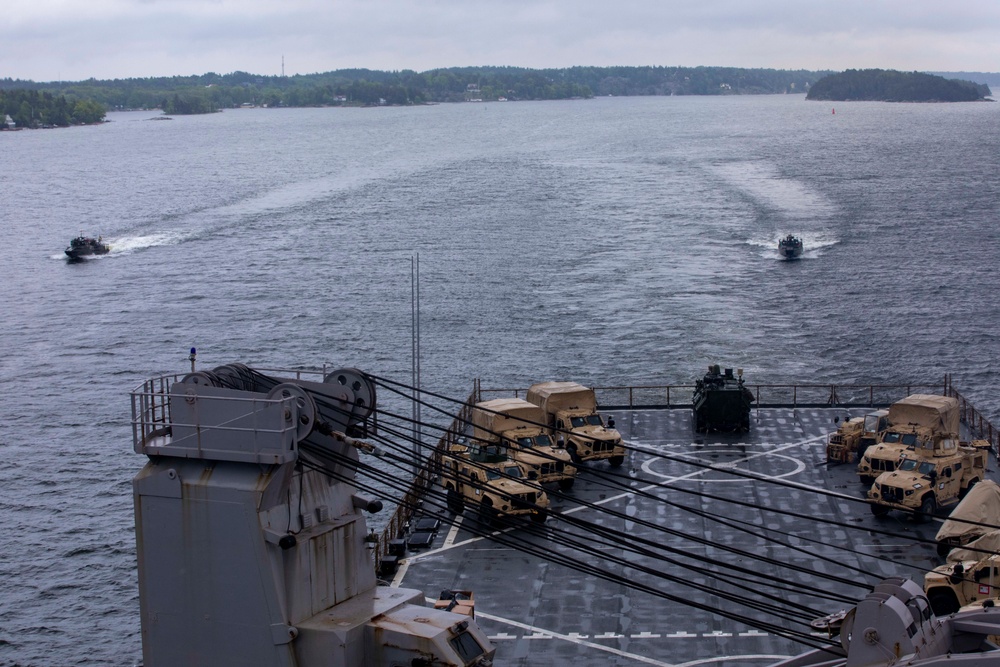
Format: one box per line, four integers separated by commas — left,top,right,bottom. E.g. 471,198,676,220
390,407,963,667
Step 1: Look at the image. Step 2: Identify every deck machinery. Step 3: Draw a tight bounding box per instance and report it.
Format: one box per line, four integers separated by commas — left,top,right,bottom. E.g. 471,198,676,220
130,363,494,667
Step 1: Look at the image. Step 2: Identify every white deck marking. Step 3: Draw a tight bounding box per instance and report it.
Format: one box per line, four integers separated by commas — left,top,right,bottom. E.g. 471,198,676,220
472,609,677,667
389,559,410,588
475,609,792,667
398,433,830,569
443,514,463,548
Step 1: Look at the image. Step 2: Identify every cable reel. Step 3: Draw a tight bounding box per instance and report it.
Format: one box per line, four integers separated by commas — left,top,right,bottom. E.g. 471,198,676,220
266,383,317,442
323,368,377,424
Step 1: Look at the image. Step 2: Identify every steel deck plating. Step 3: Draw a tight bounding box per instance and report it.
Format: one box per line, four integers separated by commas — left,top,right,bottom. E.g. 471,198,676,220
392,407,952,667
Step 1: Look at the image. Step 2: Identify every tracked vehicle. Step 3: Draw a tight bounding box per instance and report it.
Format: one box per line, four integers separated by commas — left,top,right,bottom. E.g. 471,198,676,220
691,365,754,433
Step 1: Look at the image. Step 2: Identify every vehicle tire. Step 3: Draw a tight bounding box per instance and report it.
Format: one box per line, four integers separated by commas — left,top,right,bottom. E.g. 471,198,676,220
609,455,625,467
927,588,961,617
446,489,464,515
859,475,875,486
919,495,937,522
530,509,548,524
567,445,582,465
936,541,953,560
478,502,497,528
558,477,575,491
960,478,979,500
870,502,890,517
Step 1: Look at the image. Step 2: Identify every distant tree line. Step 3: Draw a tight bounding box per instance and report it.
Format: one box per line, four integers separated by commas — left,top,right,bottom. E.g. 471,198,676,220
0,66,834,115
806,69,992,102
0,89,105,127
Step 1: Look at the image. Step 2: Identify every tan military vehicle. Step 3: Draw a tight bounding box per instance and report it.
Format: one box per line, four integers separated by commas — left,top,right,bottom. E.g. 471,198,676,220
526,381,626,466
439,440,549,525
473,398,576,490
827,410,889,463
935,480,1000,558
867,437,989,520
827,417,866,463
925,532,1000,616
857,395,959,485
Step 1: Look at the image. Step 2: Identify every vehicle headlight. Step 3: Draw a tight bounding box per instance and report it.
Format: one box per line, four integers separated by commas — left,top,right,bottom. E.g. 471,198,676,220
913,483,922,490
905,490,913,496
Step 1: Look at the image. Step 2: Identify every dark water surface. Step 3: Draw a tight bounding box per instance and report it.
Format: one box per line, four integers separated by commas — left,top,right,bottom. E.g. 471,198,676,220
1,96,998,665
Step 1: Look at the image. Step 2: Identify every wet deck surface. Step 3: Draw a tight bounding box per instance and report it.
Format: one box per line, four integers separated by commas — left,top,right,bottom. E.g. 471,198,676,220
393,408,956,667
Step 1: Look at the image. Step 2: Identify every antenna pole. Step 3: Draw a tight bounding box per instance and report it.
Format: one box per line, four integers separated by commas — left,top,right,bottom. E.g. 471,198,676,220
411,255,422,474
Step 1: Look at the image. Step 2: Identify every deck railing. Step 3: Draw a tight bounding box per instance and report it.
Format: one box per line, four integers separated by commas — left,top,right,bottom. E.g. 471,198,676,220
479,380,949,410
372,377,1000,572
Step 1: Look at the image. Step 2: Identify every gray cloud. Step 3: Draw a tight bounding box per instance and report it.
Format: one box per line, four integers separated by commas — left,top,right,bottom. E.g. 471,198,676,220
3,0,998,81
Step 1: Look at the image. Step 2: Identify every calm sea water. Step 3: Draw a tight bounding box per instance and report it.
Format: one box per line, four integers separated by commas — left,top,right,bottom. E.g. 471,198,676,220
1,95,999,665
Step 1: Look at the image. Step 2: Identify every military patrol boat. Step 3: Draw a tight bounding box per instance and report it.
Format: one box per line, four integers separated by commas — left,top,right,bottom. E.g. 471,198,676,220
64,234,109,259
778,234,803,259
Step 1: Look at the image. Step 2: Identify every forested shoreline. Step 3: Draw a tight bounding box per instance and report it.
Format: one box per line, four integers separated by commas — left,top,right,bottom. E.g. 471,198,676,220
1,66,992,123
2,66,827,117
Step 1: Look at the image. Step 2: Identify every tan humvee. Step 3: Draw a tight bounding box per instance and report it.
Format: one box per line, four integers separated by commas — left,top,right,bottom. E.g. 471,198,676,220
857,395,959,484
526,381,625,466
925,532,1000,616
867,437,989,520
439,440,549,525
473,398,576,490
827,417,866,463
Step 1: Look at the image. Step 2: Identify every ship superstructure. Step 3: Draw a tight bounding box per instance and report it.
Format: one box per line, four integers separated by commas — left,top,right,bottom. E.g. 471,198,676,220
130,363,494,667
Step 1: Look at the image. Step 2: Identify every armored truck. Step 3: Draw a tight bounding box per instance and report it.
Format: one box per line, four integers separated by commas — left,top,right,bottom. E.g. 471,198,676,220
826,417,866,463
827,410,888,463
691,365,754,433
439,440,550,525
867,437,989,521
856,394,959,485
472,398,576,490
925,545,1000,616
525,381,625,466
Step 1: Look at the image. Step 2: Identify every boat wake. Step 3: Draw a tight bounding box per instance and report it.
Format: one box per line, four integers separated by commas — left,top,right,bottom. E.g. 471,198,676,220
710,160,837,219
51,232,189,260
106,232,188,254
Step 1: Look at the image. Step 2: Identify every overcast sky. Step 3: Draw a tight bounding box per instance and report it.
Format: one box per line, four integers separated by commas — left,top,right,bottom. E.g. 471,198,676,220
4,0,999,82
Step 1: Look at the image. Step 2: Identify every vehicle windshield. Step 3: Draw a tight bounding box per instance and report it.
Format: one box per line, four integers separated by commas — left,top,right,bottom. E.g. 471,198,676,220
486,470,501,481
883,432,901,443
901,434,918,446
570,416,587,428
585,415,603,426
918,462,937,476
517,437,533,448
535,434,553,446
899,459,918,471
504,466,522,478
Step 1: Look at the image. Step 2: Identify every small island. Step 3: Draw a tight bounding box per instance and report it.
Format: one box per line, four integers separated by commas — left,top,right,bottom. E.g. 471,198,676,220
806,69,992,102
